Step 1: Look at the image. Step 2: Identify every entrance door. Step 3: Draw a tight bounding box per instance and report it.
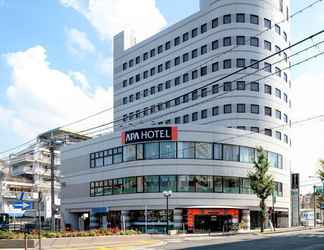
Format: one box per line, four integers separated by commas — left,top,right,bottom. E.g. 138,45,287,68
210,216,224,232
194,215,210,233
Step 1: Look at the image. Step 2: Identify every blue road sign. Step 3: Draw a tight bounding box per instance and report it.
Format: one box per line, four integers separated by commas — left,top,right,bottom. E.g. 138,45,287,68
13,201,32,210
19,192,24,200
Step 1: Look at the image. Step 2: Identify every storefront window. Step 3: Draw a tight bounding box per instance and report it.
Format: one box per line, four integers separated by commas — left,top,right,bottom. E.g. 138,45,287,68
268,151,278,168
177,176,195,192
196,176,213,192
177,142,195,159
113,178,123,194
123,177,137,194
144,176,159,193
223,177,240,193
137,144,144,160
137,176,144,193
195,143,213,159
214,176,223,192
123,145,136,162
223,144,239,161
160,175,177,192
160,142,176,159
144,143,160,160
240,146,255,163
213,143,223,160
240,178,252,194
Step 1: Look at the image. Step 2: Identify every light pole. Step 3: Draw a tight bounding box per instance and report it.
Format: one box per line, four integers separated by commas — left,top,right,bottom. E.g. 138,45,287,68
163,190,172,235
313,185,317,227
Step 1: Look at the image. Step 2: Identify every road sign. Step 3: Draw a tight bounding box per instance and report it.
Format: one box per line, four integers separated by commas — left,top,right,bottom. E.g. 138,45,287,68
320,203,324,209
19,192,24,200
13,201,32,210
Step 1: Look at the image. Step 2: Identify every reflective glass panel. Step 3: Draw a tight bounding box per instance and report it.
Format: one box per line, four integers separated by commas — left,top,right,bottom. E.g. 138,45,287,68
144,143,160,160
160,142,176,159
177,142,195,159
144,176,159,193
160,176,177,192
195,143,213,159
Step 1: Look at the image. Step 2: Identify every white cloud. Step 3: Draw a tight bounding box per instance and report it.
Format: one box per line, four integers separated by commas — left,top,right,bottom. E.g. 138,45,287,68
66,27,95,55
1,46,113,140
60,0,167,42
291,73,324,182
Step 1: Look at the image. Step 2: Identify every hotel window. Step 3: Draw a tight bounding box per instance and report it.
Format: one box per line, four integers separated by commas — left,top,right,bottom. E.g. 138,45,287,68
113,179,123,194
192,90,198,100
123,177,137,194
224,82,232,91
240,146,255,163
123,144,136,162
174,56,180,66
143,70,148,79
144,142,159,160
174,36,180,46
236,13,245,23
165,41,171,50
283,72,288,82
192,28,198,38
264,62,272,72
165,101,171,109
223,37,232,46
212,62,219,72
135,56,140,64
212,40,219,50
183,94,189,103
200,66,208,76
275,45,281,55
158,83,163,92
177,176,195,192
201,109,208,119
129,77,134,85
214,176,223,193
135,92,140,100
275,24,281,35
150,67,156,76
175,97,181,106
264,40,272,51
113,147,123,164
250,82,259,92
264,84,272,94
275,110,282,120
212,84,219,94
135,74,141,82
129,59,134,67
237,104,246,113
144,176,159,193
236,58,245,68
123,62,127,71
143,89,149,97
195,142,213,159
122,80,127,88
160,142,176,159
224,104,232,114
196,176,213,192
265,129,272,137
192,112,198,121
251,104,260,114
175,117,181,124
275,67,281,77
157,64,163,73
165,80,171,89
275,131,282,140
129,94,134,103
264,18,271,29
123,97,127,105
223,144,239,161
158,45,163,54
183,73,189,83
236,36,245,46
150,86,156,95
150,48,155,57
192,70,198,79
160,176,177,192
175,76,180,86
250,14,259,25
236,81,245,90
223,14,231,24
275,88,281,98
178,142,195,158
165,61,171,70
183,32,189,42
283,32,288,42
201,44,207,55
250,59,259,69
265,106,272,116
212,106,219,116
183,53,189,62
250,37,259,47
223,59,232,69
284,134,289,144
192,48,198,58
212,18,219,28
251,127,260,133
143,52,148,61
284,93,288,103
201,23,207,33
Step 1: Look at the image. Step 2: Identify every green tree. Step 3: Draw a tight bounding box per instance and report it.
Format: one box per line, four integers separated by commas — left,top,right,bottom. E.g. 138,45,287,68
319,160,324,182
248,146,274,232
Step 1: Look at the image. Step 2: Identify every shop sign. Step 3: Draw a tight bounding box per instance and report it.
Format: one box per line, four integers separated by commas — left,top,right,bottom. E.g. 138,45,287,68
121,127,178,144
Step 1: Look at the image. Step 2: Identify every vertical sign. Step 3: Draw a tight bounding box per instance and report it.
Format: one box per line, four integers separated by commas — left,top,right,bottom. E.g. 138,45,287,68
291,173,300,226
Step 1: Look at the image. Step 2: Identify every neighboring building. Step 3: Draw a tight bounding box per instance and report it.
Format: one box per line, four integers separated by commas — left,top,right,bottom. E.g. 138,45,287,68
62,0,292,233
0,129,89,229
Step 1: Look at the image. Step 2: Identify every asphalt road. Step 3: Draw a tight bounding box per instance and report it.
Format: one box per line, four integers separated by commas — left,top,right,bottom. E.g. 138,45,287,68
156,229,324,250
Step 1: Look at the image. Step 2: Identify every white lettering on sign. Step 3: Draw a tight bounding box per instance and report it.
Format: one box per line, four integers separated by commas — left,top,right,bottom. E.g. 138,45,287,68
123,127,176,144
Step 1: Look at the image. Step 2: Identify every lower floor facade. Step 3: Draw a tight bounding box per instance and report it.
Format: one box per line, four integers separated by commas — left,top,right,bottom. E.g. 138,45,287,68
65,207,289,233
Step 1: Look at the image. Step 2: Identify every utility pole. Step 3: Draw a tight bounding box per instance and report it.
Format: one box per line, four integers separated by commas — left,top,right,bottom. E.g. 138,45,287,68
38,191,42,250
313,185,316,227
49,141,55,232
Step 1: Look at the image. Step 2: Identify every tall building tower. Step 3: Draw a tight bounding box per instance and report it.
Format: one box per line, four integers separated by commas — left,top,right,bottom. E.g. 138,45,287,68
62,0,292,232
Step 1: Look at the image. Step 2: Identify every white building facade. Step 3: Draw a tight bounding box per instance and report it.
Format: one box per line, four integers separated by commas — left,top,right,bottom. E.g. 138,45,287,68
62,0,292,232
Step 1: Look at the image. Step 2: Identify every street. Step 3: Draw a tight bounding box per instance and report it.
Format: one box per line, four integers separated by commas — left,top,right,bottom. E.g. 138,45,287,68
154,229,324,250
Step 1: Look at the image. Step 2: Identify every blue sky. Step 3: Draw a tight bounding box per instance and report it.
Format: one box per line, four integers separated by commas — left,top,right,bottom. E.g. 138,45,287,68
0,0,324,186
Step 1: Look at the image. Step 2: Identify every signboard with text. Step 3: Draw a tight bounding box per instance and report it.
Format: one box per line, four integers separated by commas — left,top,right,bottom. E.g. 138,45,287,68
121,127,178,144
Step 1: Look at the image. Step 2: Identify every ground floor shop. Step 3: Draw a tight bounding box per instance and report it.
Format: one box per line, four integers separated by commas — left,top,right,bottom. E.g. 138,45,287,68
66,207,289,233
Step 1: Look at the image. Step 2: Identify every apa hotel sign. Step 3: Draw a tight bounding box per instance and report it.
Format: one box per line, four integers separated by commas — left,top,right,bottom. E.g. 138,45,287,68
121,127,178,144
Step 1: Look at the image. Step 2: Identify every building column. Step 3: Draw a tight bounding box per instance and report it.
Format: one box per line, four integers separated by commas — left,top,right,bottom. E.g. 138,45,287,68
121,210,129,230
173,209,183,231
241,210,250,231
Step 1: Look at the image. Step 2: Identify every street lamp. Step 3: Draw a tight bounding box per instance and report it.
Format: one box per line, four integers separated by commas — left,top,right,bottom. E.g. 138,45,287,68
309,176,323,227
163,190,172,235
